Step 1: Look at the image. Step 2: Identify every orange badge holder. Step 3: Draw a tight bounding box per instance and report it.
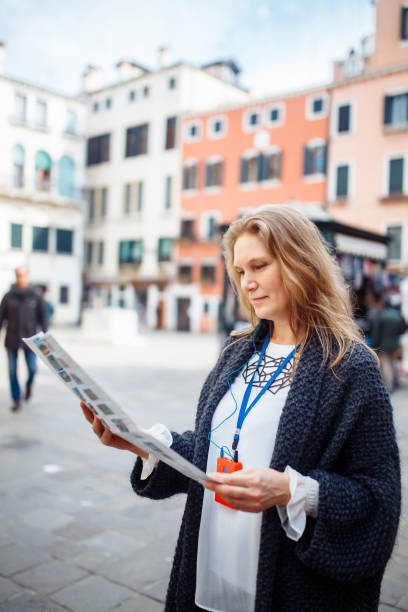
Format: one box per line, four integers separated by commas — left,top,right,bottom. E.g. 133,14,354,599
215,456,243,509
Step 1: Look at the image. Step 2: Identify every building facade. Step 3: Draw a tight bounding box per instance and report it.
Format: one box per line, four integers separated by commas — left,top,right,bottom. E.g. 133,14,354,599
173,87,330,332
82,57,248,329
0,44,86,325
328,0,408,271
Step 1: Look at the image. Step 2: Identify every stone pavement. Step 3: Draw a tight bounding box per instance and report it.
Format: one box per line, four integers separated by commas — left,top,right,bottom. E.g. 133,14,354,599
0,328,407,611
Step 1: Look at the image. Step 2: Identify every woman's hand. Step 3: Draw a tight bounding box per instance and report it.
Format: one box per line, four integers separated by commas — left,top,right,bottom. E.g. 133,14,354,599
80,402,149,459
203,467,290,512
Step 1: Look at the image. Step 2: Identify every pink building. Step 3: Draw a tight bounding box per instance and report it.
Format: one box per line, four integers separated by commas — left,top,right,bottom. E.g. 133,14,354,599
328,0,408,272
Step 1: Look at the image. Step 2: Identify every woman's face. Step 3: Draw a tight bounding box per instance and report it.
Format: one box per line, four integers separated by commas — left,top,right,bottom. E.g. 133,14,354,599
233,232,290,324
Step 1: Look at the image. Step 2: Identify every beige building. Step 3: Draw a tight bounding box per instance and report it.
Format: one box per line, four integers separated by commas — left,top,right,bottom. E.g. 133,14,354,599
328,0,408,271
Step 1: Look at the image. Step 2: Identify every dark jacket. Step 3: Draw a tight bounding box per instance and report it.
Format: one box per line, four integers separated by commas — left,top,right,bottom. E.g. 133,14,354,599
371,307,406,353
131,321,401,612
0,284,48,349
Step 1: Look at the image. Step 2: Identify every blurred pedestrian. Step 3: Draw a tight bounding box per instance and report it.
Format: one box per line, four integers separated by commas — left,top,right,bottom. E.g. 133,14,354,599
80,206,400,611
0,266,48,411
371,297,407,392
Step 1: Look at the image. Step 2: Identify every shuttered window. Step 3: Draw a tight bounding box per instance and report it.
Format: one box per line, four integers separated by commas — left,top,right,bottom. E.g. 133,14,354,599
336,165,349,198
338,105,350,133
388,158,404,194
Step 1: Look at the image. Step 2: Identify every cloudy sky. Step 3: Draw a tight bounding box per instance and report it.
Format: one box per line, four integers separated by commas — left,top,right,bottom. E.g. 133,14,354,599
0,0,375,98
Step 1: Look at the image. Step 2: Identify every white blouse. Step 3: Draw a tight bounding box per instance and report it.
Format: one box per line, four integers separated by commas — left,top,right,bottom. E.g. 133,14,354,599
141,342,319,612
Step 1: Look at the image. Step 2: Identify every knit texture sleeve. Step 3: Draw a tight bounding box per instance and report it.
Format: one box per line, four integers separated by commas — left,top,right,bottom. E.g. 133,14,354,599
295,351,401,582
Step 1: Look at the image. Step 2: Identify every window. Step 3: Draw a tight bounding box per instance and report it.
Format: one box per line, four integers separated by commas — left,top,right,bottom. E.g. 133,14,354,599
11,223,22,249
35,150,52,191
165,176,172,210
388,158,404,194
87,134,110,165
265,103,285,127
250,112,259,126
336,165,349,198
36,100,47,128
205,160,223,187
66,110,77,134
261,152,282,181
137,182,143,212
101,187,108,217
384,93,408,128
59,286,69,304
125,124,148,157
240,156,259,183
32,227,49,252
241,152,282,183
85,241,93,265
123,182,143,214
124,184,131,214
92,102,99,113
119,240,143,264
185,120,202,142
181,219,195,240
207,116,228,139
105,98,112,109
58,155,75,198
338,104,351,133
178,264,192,284
183,163,198,190
313,98,323,113
306,94,328,119
204,216,217,240
401,6,408,40
56,229,73,254
165,117,177,150
158,238,172,262
387,226,402,260
242,109,261,132
14,93,26,123
303,143,327,176
168,77,176,89
129,90,136,101
143,86,150,97
97,241,104,265
13,144,25,188
201,264,216,285
88,189,95,221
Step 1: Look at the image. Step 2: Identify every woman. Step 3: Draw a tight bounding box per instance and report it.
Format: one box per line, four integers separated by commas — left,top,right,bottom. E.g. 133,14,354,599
81,206,401,612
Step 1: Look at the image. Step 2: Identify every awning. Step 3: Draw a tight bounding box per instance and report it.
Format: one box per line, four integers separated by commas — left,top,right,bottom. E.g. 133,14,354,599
335,234,387,260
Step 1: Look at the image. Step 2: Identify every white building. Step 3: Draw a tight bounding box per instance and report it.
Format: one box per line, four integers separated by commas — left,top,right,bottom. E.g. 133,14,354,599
83,53,248,329
0,43,86,325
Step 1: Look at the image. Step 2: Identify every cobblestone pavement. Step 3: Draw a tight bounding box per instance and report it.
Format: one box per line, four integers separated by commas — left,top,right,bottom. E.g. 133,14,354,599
0,328,407,611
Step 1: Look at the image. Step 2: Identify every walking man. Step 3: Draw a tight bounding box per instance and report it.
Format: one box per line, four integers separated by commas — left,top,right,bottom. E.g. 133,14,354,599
0,266,48,411
371,296,407,392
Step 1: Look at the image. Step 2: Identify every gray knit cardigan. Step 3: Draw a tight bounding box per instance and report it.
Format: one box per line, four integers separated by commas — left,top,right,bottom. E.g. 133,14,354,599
131,321,401,612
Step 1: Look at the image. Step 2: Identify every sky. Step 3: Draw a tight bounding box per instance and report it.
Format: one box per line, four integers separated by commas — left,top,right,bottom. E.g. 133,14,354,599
0,0,376,98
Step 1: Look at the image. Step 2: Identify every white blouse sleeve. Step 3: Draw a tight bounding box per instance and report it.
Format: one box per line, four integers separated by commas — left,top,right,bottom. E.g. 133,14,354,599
276,465,319,541
140,423,173,480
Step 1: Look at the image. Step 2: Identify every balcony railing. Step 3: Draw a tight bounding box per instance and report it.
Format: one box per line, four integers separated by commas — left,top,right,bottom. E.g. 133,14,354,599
0,172,86,203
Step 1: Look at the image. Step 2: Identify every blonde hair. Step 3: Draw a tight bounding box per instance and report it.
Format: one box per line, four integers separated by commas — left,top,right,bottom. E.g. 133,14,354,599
222,205,377,369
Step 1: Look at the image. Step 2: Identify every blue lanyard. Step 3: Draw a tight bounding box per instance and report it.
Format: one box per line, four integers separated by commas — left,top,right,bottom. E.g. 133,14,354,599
231,333,297,453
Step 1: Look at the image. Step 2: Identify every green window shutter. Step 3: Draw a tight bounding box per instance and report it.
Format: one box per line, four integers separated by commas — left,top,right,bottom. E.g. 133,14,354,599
389,158,404,194
336,165,349,198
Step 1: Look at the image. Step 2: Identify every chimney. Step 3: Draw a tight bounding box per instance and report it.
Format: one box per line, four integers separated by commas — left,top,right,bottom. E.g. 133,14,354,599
0,42,5,75
158,46,170,69
82,65,102,93
116,60,146,82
